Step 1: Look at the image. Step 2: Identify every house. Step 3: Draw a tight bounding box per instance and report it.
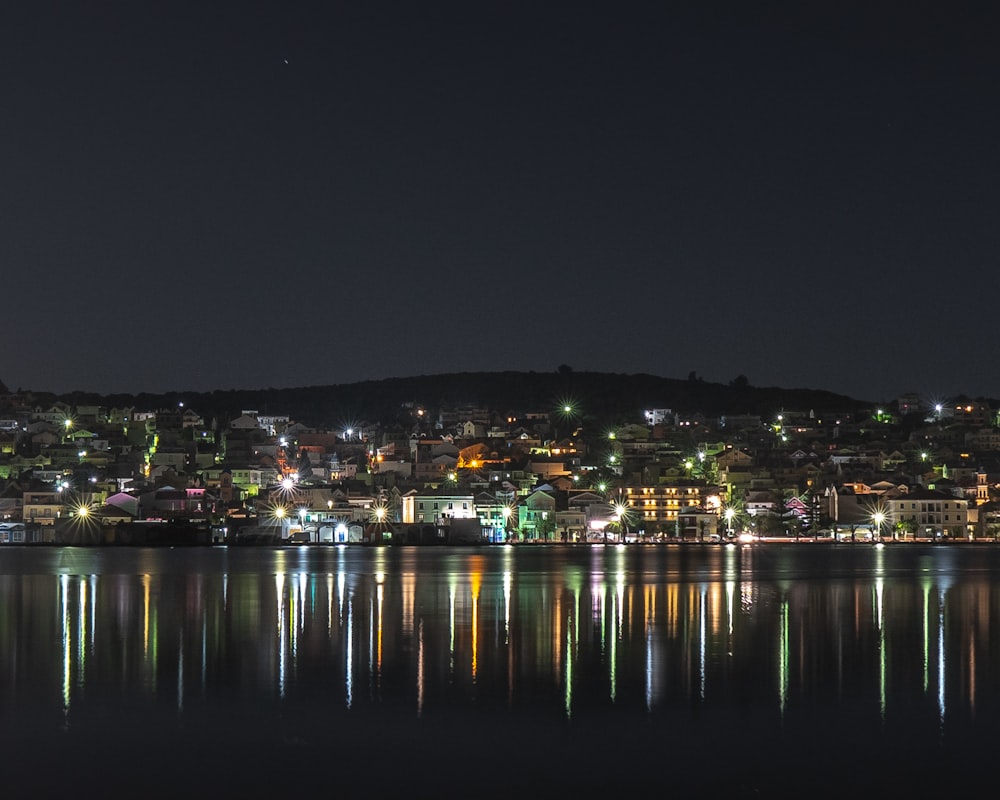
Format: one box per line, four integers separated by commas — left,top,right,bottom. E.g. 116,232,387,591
884,487,969,540
401,488,475,524
517,488,556,541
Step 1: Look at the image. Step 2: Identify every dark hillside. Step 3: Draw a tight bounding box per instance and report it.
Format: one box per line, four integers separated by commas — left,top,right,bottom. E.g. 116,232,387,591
36,371,867,429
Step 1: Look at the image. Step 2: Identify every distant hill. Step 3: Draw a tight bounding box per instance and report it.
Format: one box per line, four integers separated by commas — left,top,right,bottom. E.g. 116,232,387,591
33,370,868,429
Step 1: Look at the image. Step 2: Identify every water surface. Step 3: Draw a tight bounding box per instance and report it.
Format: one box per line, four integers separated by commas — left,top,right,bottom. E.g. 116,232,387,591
1,543,997,796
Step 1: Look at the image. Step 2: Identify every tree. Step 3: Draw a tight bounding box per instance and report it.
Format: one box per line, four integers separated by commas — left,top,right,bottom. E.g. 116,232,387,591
894,518,916,541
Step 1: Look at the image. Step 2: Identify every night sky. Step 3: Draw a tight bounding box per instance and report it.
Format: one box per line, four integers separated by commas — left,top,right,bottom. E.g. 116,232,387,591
4,1,999,402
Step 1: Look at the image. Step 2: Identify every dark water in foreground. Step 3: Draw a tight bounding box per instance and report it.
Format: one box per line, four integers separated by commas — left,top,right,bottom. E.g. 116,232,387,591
2,542,998,797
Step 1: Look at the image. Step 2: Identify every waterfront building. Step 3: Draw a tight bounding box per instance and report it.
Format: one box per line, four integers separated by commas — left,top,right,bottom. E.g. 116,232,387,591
623,481,719,537
401,487,475,524
884,487,969,540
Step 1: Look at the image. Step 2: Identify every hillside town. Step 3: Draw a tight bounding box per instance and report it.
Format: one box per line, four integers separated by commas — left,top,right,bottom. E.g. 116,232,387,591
0,387,998,545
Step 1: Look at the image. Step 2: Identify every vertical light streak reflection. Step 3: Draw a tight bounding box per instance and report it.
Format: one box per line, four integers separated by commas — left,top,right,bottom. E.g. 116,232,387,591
417,618,425,717
594,574,608,704
503,570,512,645
339,549,349,701
565,571,581,719
402,569,416,637
345,595,353,710
143,573,151,657
471,571,480,682
327,574,334,638
725,580,735,641
76,579,86,689
921,577,931,694
644,585,653,711
616,570,625,640
368,586,375,687
872,546,887,721
375,573,385,691
874,578,885,721
289,574,300,662
506,569,514,708
297,571,307,633
60,574,70,721
374,548,387,693
609,615,616,702
276,572,286,698
968,634,976,715
449,575,457,679
595,577,606,652
565,607,574,719
142,572,156,690
553,581,563,683
88,574,97,649
699,587,707,701
778,599,789,716
723,545,738,646
938,589,946,730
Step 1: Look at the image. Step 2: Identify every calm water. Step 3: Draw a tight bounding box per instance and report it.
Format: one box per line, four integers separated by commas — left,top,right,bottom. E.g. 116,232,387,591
2,542,999,797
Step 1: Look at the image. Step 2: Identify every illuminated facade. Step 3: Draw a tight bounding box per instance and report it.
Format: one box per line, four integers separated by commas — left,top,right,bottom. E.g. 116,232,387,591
624,483,713,533
884,488,969,539
401,489,476,524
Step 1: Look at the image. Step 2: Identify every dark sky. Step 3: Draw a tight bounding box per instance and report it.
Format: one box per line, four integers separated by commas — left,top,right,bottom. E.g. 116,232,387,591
4,1,999,402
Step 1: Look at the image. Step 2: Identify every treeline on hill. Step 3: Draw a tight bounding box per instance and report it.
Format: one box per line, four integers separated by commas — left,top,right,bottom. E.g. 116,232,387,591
30,370,868,429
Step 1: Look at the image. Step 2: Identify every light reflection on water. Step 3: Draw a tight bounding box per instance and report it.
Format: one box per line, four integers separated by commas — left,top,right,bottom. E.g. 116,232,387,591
3,543,1000,795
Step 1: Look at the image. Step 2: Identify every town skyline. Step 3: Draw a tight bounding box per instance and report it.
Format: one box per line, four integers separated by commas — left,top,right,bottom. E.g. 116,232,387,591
3,363,1000,548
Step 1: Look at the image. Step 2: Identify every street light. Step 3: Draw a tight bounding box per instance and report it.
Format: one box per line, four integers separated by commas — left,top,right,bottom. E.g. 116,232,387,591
613,497,630,544
724,507,735,538
371,504,389,544
871,511,885,542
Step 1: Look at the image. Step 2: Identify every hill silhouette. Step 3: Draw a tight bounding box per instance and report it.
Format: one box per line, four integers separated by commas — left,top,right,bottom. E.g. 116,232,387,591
24,369,868,429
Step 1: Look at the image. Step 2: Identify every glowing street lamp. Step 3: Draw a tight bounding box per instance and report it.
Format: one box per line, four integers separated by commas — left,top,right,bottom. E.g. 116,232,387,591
612,496,631,544
502,505,514,542
724,507,736,538
370,503,389,543
871,511,885,542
